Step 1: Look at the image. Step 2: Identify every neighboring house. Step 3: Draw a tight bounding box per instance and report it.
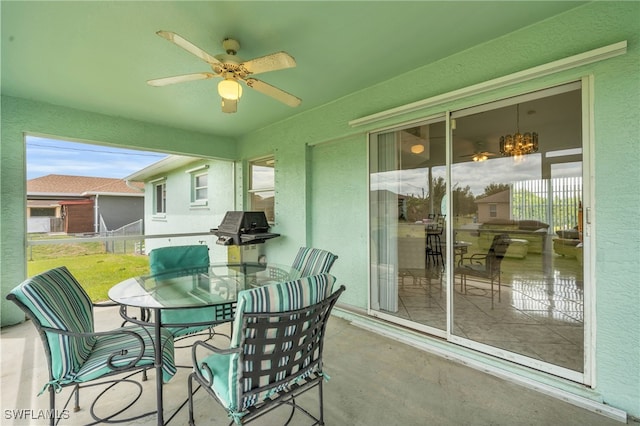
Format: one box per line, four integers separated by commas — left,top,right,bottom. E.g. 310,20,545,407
474,190,510,223
124,155,234,255
27,174,144,234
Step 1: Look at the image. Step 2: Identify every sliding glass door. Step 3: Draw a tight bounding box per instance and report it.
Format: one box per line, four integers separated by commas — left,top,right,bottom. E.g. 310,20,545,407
369,82,587,381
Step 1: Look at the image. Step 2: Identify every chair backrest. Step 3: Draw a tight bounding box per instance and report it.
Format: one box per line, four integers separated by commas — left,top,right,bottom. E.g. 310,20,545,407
487,234,511,274
228,273,343,414
7,266,95,383
291,247,338,276
149,244,210,277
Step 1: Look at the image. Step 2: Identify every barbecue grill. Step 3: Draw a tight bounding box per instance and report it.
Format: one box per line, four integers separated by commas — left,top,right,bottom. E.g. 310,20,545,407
211,211,280,246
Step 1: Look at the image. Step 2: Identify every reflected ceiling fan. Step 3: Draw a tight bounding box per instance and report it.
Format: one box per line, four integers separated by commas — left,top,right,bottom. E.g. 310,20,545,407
147,31,301,113
459,141,497,162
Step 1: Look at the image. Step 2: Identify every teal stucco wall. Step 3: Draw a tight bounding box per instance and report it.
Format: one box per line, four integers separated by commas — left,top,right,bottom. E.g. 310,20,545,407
235,2,640,417
1,2,638,418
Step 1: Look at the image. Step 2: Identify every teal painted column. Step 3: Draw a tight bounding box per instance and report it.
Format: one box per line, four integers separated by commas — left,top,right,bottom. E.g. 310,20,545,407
1,96,28,326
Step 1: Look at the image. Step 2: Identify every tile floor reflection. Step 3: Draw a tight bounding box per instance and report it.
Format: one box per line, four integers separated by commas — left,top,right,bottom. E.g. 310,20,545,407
393,256,584,372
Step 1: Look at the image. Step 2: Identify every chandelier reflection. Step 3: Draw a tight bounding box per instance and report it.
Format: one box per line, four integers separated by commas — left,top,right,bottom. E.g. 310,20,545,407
500,104,538,158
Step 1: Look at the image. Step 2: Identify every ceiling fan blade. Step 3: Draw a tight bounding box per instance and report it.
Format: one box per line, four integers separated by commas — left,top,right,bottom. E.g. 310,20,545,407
156,30,222,66
242,52,296,75
245,78,301,107
221,98,238,113
147,72,218,87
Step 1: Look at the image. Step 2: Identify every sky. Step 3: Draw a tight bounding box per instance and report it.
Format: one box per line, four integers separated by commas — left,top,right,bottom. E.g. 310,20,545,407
372,153,582,199
26,136,581,194
26,136,168,180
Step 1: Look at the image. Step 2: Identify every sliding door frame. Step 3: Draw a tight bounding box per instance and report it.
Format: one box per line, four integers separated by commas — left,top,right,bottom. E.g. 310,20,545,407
367,76,595,386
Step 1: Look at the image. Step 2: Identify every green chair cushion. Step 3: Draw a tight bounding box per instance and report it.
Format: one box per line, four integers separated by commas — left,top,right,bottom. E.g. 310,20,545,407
149,245,210,277
9,266,176,392
149,245,227,338
76,325,176,384
10,267,96,384
163,306,233,336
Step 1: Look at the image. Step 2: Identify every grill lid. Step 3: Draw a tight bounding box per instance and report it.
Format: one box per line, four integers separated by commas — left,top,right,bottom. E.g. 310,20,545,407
211,211,280,245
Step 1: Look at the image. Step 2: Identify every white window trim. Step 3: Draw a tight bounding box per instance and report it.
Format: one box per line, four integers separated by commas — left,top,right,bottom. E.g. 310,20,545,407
190,170,209,207
185,164,209,174
151,178,167,218
248,155,275,223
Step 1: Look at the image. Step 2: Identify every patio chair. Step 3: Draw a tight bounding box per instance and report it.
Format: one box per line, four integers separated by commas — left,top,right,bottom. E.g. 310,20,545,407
188,273,345,425
455,233,511,308
5,266,176,426
291,246,338,276
148,245,234,344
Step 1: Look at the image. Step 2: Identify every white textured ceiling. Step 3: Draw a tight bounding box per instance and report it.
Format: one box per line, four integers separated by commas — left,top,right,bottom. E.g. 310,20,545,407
1,1,585,138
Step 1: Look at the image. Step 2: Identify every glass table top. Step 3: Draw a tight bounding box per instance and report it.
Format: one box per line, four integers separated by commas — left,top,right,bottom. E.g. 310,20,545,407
108,262,300,309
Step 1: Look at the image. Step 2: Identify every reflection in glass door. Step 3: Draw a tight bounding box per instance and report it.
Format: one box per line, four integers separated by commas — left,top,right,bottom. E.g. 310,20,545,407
369,81,587,380
450,83,584,376
370,117,448,334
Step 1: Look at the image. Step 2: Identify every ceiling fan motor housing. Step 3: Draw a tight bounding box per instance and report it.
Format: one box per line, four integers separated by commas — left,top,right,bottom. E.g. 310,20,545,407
222,38,240,55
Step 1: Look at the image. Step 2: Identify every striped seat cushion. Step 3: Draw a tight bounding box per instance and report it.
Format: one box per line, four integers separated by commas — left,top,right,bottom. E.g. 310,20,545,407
197,273,336,417
10,267,96,385
291,247,338,276
76,325,176,384
9,266,176,390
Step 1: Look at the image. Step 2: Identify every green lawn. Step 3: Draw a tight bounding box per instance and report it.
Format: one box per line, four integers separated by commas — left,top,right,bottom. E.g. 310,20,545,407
28,254,150,302
27,236,150,301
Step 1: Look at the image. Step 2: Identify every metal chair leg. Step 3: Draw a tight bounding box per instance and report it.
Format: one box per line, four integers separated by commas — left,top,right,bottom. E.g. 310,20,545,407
188,373,196,426
49,386,56,426
319,379,325,425
73,384,80,412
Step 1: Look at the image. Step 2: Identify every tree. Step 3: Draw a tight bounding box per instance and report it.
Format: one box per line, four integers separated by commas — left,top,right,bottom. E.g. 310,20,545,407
481,183,510,198
452,185,476,215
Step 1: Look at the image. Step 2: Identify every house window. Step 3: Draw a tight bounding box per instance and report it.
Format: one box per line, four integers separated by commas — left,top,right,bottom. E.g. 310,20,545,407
489,203,497,217
249,157,275,222
30,207,55,217
191,171,208,205
153,180,166,215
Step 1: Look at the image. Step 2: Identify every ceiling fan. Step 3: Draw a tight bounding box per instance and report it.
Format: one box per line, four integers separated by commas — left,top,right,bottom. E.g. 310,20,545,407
147,31,301,113
459,141,497,162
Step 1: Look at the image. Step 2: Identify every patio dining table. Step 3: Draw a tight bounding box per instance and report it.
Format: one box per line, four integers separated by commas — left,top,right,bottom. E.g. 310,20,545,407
108,262,301,425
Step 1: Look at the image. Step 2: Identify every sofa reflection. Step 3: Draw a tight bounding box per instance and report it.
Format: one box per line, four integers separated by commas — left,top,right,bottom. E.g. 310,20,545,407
476,219,550,258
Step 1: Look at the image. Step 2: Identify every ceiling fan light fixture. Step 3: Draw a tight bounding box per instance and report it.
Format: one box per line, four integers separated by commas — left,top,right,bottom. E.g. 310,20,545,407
472,153,488,162
218,78,243,100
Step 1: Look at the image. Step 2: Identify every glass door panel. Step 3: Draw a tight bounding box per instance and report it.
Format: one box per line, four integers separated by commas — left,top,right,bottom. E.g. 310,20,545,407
450,86,584,373
370,118,447,332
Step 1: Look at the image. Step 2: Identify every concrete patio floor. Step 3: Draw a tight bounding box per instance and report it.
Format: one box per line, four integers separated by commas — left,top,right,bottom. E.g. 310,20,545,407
1,305,636,425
